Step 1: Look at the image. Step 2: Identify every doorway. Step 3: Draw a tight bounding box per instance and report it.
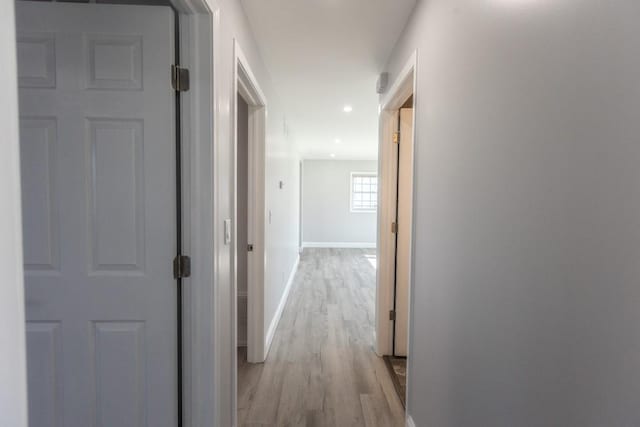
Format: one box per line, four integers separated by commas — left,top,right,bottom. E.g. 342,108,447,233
376,52,417,411
393,95,414,358
232,38,268,425
384,95,414,408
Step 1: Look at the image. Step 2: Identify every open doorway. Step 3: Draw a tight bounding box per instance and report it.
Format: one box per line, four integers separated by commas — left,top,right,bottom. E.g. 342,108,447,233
384,96,414,408
376,52,417,410
393,95,414,358
232,38,268,426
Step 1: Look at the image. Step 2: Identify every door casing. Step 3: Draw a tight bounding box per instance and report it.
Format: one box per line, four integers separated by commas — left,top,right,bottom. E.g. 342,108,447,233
168,1,219,426
392,106,414,357
376,49,418,416
231,38,268,427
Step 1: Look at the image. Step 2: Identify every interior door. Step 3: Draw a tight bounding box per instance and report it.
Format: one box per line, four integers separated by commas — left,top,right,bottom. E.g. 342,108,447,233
16,2,177,426
394,107,414,356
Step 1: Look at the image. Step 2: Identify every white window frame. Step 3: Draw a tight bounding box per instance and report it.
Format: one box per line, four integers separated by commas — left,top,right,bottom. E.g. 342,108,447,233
350,171,378,213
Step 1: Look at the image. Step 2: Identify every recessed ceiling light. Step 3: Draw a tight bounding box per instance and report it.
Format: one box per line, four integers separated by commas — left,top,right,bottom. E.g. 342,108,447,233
330,153,336,158
335,138,341,144
343,105,353,113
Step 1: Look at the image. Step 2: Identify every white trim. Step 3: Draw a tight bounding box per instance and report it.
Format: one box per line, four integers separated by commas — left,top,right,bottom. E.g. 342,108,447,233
381,50,417,110
302,242,376,249
231,38,268,427
232,39,267,366
299,160,304,252
264,254,300,357
406,415,416,427
376,50,417,355
165,1,219,427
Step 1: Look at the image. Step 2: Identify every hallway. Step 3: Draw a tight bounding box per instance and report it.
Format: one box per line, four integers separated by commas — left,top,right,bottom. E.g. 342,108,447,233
238,249,405,427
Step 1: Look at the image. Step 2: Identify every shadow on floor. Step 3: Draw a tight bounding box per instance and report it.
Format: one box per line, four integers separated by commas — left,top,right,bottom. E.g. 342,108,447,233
383,356,406,408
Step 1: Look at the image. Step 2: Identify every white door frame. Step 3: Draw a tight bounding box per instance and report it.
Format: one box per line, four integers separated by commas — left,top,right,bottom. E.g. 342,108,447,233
167,1,220,426
376,50,418,354
376,50,418,415
231,39,268,426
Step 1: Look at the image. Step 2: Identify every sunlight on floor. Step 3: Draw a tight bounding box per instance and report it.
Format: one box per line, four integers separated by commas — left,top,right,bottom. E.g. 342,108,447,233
365,254,377,269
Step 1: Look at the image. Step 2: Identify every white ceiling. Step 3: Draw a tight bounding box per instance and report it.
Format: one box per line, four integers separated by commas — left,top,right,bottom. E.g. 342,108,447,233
240,0,416,160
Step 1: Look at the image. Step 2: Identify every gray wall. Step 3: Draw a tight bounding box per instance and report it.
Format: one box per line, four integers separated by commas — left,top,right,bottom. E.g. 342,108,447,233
302,159,377,246
386,1,640,425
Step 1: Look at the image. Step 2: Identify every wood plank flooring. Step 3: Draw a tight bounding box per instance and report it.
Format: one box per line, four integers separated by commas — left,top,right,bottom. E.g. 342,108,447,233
238,248,405,427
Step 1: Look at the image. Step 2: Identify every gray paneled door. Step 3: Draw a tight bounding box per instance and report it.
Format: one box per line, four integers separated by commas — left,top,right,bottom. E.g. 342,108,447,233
17,2,177,426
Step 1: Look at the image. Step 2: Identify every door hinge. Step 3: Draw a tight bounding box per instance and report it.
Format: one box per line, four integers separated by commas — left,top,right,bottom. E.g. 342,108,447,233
171,65,190,92
389,310,396,321
391,221,398,234
392,132,400,144
248,244,254,252
173,255,191,279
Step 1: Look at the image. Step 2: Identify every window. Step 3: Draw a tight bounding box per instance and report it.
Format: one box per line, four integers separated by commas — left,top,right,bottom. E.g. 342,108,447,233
351,172,378,213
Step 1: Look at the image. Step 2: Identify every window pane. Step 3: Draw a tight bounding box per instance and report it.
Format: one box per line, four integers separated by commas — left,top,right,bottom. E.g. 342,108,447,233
351,173,378,212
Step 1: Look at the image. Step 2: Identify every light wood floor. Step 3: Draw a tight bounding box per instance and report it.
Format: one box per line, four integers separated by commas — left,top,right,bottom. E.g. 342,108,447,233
238,248,405,427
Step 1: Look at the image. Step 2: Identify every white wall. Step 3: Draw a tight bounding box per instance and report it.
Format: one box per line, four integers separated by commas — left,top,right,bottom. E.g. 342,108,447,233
302,159,377,247
209,1,299,425
385,1,640,425
0,1,28,426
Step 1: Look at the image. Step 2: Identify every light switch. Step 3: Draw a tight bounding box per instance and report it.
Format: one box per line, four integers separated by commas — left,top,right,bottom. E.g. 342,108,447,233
224,219,231,245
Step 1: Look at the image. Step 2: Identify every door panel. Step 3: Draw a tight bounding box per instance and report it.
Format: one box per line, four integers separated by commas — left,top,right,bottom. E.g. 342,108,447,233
394,108,414,356
25,322,62,427
17,3,177,426
20,117,59,273
93,321,146,427
88,118,145,274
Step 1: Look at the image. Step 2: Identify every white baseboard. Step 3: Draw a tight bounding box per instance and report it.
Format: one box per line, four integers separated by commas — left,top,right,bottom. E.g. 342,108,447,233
302,241,376,249
264,254,300,358
406,415,416,427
